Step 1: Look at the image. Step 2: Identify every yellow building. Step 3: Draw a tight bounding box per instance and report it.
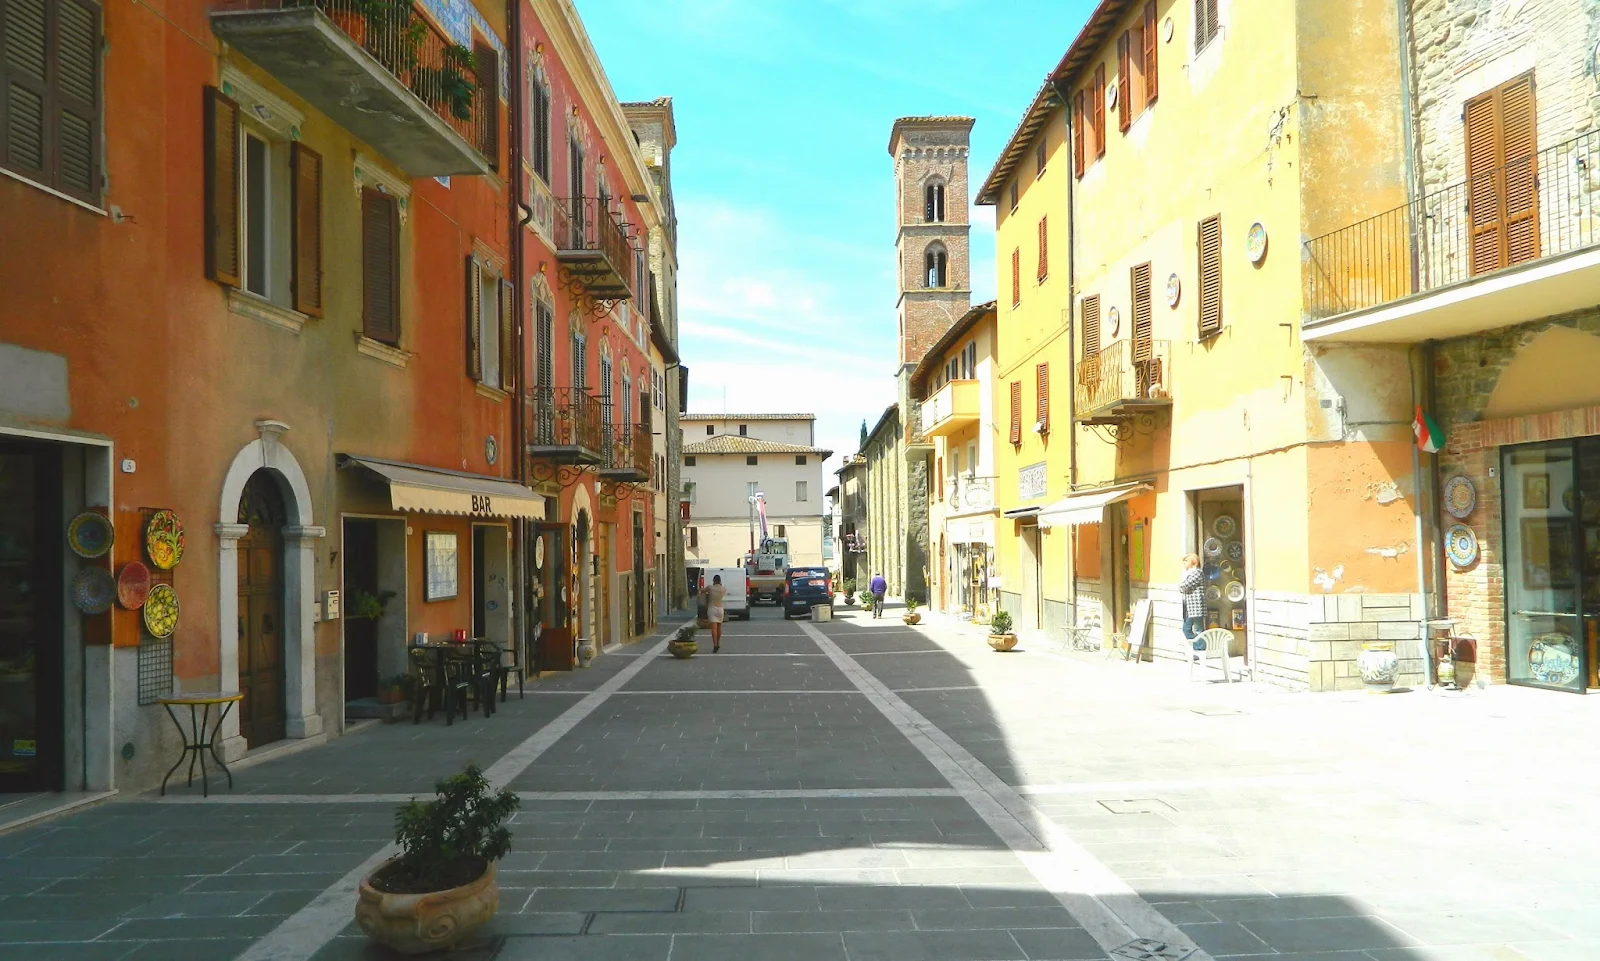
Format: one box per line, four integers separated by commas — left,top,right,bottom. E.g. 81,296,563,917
977,0,1425,690
909,303,999,617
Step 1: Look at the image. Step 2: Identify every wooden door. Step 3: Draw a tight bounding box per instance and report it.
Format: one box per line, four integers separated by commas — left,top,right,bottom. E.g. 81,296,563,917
1466,72,1540,276
596,523,611,648
0,442,64,792
237,472,286,748
534,523,572,670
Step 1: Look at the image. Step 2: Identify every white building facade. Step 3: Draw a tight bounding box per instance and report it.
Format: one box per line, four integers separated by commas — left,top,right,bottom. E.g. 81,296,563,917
681,414,831,568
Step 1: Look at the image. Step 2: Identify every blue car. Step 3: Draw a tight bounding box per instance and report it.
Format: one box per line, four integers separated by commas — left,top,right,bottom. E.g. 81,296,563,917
782,568,834,619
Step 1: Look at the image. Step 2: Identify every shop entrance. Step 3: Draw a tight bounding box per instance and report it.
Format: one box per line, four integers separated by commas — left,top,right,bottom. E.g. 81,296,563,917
1018,524,1042,630
237,471,287,749
1192,486,1248,662
1501,439,1600,693
0,441,63,793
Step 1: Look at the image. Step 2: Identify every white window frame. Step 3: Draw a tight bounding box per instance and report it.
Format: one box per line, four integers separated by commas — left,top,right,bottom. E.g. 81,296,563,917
796,480,808,502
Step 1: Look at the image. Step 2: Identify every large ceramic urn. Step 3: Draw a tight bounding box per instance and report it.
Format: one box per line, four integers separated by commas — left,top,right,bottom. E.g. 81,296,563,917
355,859,499,955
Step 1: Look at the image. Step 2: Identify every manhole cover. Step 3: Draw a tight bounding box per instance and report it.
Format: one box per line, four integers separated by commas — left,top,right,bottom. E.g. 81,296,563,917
1098,798,1176,815
1112,938,1195,960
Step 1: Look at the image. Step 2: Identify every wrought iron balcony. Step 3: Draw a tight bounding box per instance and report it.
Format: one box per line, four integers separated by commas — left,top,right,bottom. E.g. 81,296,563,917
1075,339,1171,425
525,386,605,464
920,380,980,437
600,423,651,483
554,197,636,301
946,475,995,514
211,0,496,176
1303,129,1600,341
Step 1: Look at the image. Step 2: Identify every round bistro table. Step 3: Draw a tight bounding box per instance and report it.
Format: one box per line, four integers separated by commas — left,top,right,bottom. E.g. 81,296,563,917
157,691,243,797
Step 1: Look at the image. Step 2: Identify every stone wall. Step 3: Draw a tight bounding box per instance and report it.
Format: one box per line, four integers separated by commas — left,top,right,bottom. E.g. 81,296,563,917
1305,593,1426,691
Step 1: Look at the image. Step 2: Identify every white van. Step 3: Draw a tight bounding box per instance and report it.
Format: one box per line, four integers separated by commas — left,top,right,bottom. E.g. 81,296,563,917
698,568,751,620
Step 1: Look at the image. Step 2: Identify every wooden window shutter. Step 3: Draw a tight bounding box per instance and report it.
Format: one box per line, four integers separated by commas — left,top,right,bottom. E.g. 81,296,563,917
1500,73,1539,268
1131,262,1152,361
536,301,554,387
1117,32,1131,133
54,0,101,201
473,41,499,170
465,256,483,379
1464,89,1501,275
1082,294,1101,356
361,187,400,344
1092,64,1106,158
1072,91,1085,177
1037,215,1048,280
1035,363,1049,432
1195,0,1219,50
1198,214,1223,336
1009,381,1022,445
3,0,51,182
204,86,242,288
290,143,323,316
1143,1,1159,104
500,278,517,392
1011,247,1021,305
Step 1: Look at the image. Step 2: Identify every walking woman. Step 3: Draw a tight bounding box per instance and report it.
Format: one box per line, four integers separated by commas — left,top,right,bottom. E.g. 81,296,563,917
1179,553,1206,660
701,574,728,653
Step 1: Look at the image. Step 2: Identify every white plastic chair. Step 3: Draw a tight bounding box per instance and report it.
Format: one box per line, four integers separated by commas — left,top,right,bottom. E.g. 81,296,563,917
1190,628,1235,683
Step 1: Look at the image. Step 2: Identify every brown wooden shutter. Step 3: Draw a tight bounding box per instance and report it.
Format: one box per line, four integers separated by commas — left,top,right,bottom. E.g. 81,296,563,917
1009,381,1022,445
361,187,399,344
1131,262,1153,361
1499,73,1539,268
1035,363,1049,433
3,0,50,182
1011,247,1021,305
500,278,517,392
1092,64,1106,158
1082,294,1101,355
1198,215,1223,336
1072,90,1085,177
204,86,241,288
54,0,100,201
465,256,483,380
1464,89,1501,275
1143,1,1159,104
290,143,323,316
1117,32,1131,133
1037,215,1048,280
1195,0,1218,50
473,41,499,170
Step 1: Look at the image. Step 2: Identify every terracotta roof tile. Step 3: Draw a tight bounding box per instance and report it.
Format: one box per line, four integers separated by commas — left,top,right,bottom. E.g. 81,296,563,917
682,435,833,456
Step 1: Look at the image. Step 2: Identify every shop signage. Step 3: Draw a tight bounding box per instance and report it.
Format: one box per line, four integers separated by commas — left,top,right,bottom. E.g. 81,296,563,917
471,494,494,514
1018,462,1048,502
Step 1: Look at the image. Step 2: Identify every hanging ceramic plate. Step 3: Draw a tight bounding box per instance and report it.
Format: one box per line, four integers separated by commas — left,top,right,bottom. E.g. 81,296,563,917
1166,273,1181,308
1445,523,1478,568
1442,475,1475,519
1203,561,1221,581
146,510,185,570
1203,536,1223,557
67,511,114,559
1246,222,1268,263
1225,580,1246,603
72,567,116,615
116,561,152,610
1529,633,1580,686
1213,515,1237,538
1219,561,1236,577
1226,541,1245,562
143,583,179,639
1205,585,1223,602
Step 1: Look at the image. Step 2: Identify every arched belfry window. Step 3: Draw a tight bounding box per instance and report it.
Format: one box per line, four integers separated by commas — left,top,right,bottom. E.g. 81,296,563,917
924,181,946,223
924,243,948,288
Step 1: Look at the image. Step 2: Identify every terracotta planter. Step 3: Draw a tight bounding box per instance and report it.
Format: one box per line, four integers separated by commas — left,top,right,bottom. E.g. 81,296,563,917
902,614,921,625
668,640,698,659
988,633,1017,652
356,859,498,955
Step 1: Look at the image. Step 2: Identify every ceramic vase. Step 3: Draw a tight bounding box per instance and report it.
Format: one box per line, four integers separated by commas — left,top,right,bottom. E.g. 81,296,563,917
355,860,498,956
576,639,596,668
1357,642,1398,693
988,633,1018,652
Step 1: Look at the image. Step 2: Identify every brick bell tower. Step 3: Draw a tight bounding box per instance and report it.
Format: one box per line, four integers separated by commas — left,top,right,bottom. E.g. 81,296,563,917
889,116,975,368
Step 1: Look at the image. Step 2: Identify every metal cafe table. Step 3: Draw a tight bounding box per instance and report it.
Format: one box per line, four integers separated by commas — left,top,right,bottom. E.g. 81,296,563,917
157,691,243,797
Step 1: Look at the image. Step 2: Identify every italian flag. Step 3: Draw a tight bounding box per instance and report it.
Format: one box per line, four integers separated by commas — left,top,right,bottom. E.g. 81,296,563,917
1414,406,1443,454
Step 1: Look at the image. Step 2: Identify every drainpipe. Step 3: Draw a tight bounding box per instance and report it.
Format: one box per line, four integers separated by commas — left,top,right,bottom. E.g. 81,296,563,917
507,0,527,657
1047,77,1079,622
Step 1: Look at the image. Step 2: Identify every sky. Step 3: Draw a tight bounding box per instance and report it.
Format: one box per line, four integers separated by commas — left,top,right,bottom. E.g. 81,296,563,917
577,0,1097,484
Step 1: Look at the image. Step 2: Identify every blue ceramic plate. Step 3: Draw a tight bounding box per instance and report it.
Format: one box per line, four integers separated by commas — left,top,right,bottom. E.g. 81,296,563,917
72,567,116,615
1445,523,1478,568
67,511,114,559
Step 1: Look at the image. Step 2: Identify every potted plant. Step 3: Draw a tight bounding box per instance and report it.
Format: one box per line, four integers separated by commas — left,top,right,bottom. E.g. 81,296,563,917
668,624,698,659
902,597,921,626
987,611,1017,652
355,763,519,954
350,588,397,621
411,43,477,121
843,580,857,606
378,673,412,705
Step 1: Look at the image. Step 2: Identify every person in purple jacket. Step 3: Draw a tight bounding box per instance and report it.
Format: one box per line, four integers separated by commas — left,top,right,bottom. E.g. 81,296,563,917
869,573,888,618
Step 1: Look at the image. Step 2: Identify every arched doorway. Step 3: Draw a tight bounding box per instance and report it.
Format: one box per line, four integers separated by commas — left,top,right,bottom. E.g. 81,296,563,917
238,471,287,748
574,508,591,649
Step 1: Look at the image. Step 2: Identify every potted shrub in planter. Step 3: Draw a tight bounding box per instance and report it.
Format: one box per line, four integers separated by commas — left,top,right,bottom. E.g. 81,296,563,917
843,580,857,607
987,611,1017,652
668,624,698,659
378,673,412,706
355,763,519,955
902,597,921,626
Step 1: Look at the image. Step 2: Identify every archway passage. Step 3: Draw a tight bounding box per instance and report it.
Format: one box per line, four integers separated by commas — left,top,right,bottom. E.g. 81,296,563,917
238,471,287,748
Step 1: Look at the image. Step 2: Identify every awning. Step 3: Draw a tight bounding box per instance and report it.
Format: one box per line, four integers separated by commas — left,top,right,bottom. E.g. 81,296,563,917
945,516,995,546
1037,483,1151,529
1002,506,1041,519
338,455,545,520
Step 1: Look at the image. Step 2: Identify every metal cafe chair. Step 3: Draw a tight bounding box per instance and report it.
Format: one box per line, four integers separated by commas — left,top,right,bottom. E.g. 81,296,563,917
481,639,525,702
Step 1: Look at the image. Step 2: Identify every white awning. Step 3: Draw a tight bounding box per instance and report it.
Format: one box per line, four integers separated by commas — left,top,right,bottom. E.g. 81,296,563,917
1037,483,1151,529
339,456,545,520
945,516,995,546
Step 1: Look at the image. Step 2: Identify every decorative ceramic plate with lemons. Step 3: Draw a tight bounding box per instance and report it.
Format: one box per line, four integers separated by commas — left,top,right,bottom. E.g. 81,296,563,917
143,583,180,639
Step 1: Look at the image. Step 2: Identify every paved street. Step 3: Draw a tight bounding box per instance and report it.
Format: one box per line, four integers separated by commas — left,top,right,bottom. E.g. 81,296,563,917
4,603,1600,961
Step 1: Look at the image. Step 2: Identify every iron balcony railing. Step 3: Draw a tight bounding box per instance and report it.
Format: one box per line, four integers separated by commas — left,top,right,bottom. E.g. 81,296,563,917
601,423,651,478
216,0,495,158
1304,129,1600,320
946,475,995,513
553,196,636,300
1075,338,1172,419
526,385,605,457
